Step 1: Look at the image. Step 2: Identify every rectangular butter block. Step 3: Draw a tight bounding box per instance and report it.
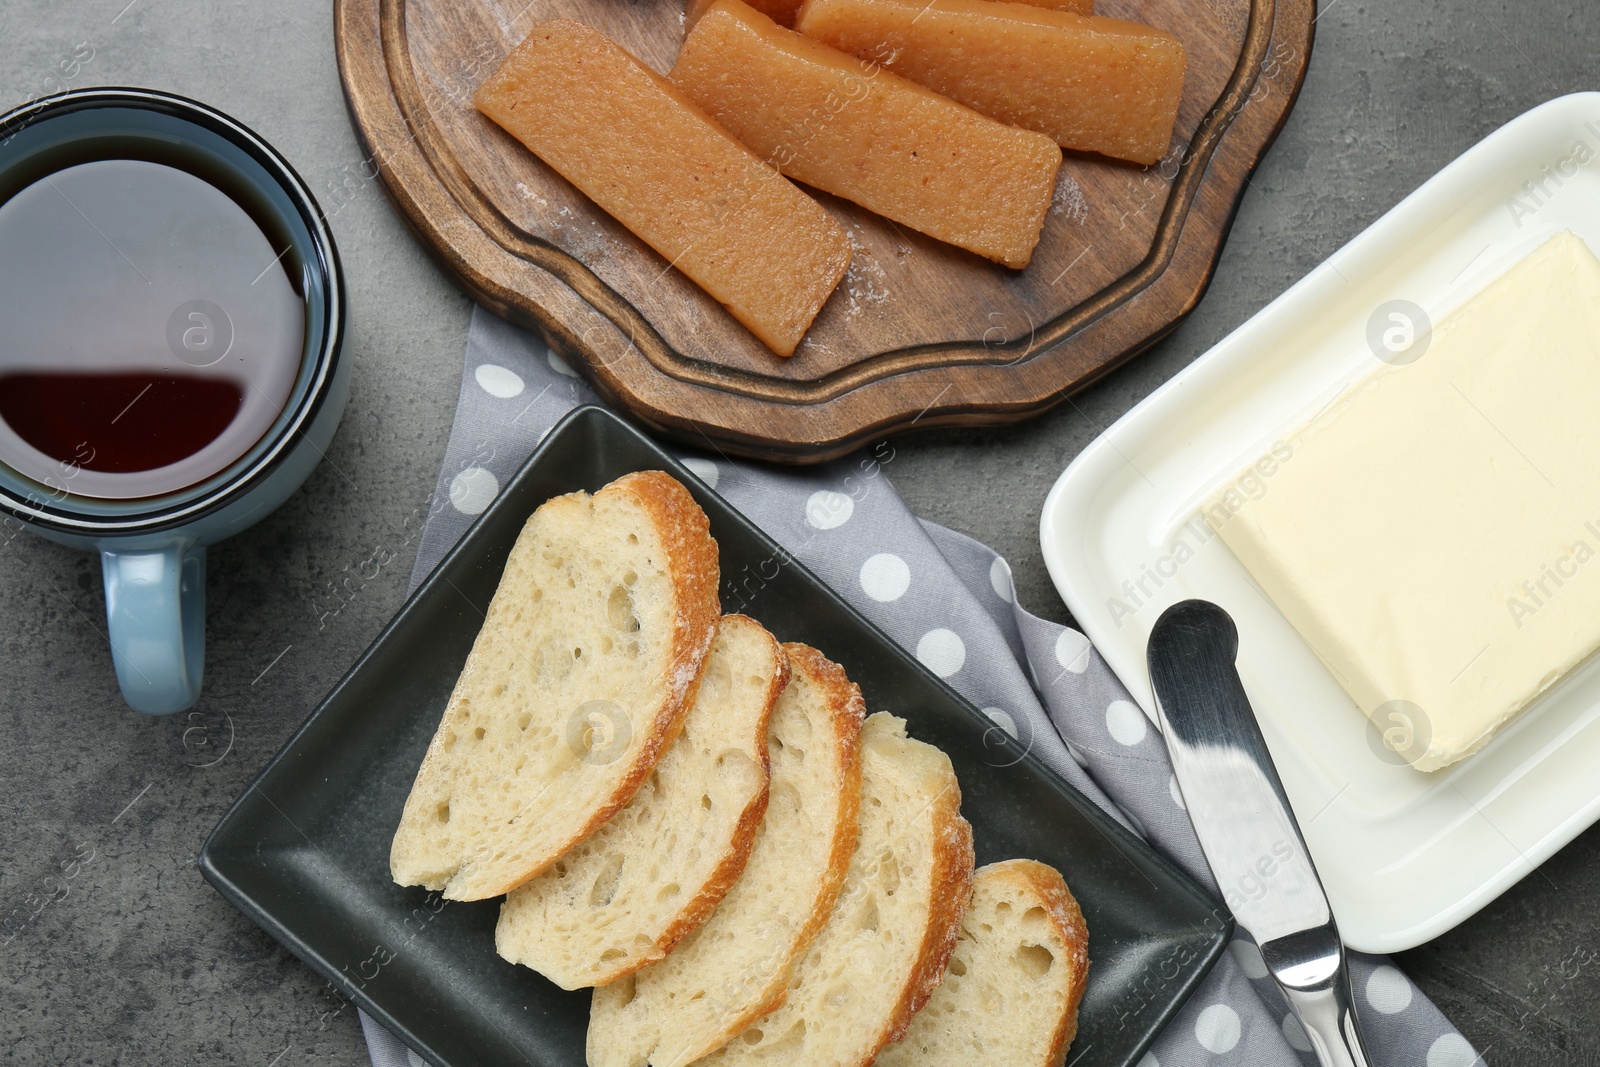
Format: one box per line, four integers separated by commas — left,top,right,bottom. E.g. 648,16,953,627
1214,232,1600,770
672,0,1062,268
475,19,851,356
795,0,1185,165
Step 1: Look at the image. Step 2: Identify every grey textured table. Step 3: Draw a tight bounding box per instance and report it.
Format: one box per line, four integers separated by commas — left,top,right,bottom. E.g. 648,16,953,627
0,1,1594,1063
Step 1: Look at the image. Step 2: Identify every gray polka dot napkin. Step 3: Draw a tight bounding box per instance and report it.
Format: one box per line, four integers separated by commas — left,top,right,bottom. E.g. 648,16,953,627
362,308,1484,1067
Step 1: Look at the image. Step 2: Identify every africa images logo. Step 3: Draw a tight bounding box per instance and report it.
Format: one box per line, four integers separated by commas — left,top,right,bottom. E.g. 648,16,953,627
1505,124,1600,228
1106,440,1294,627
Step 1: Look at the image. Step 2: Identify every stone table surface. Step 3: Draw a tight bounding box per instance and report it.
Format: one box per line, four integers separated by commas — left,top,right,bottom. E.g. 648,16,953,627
0,0,1596,1063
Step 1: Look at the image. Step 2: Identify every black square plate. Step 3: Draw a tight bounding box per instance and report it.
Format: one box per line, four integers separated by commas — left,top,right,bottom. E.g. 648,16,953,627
201,406,1230,1067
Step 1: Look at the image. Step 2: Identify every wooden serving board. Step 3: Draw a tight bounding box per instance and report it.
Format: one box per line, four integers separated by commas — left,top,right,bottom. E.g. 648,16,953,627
334,0,1314,461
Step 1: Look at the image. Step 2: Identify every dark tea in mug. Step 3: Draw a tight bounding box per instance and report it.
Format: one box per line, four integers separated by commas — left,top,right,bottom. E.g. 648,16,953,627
0,154,305,500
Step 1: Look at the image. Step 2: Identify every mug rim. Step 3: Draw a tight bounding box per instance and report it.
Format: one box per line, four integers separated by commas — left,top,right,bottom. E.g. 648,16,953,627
0,86,345,536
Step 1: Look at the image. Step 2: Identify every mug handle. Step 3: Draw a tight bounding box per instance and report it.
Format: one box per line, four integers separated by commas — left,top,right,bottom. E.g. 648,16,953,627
99,541,206,714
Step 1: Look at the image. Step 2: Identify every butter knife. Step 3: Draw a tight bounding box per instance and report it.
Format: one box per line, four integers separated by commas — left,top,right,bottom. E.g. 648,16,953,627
1147,599,1372,1067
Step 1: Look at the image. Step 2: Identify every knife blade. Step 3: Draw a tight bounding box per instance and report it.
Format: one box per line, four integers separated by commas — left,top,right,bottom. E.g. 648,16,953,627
1147,599,1372,1067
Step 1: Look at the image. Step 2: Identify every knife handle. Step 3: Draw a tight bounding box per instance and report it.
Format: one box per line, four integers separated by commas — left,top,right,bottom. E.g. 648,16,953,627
1263,926,1373,1067
1284,985,1372,1067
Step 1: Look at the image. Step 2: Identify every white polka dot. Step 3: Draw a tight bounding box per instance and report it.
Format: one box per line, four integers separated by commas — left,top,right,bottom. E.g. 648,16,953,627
1282,1013,1312,1053
1105,700,1147,746
859,553,911,602
982,707,1018,739
1115,804,1146,837
1228,939,1267,980
473,362,525,398
805,490,854,530
1137,1055,1159,1067
547,351,580,377
681,457,719,489
1055,629,1092,673
1194,1004,1241,1054
989,556,1013,602
1066,741,1089,769
406,1051,428,1067
449,466,499,516
1168,774,1186,810
1366,964,1414,1014
1427,1033,1479,1067
916,628,965,677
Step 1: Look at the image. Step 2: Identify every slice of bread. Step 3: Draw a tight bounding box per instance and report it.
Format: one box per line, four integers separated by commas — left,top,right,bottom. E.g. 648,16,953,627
696,712,976,1067
874,859,1090,1067
495,615,786,989
588,643,865,1067
390,471,720,901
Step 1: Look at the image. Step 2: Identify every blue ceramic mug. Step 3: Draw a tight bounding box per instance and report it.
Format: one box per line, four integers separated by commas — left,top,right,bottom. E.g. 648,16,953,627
0,89,347,714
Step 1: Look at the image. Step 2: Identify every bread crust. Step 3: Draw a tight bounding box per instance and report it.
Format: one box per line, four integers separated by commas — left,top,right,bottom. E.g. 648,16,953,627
605,615,789,982
988,859,1090,1065
674,642,865,1064
873,765,976,1056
